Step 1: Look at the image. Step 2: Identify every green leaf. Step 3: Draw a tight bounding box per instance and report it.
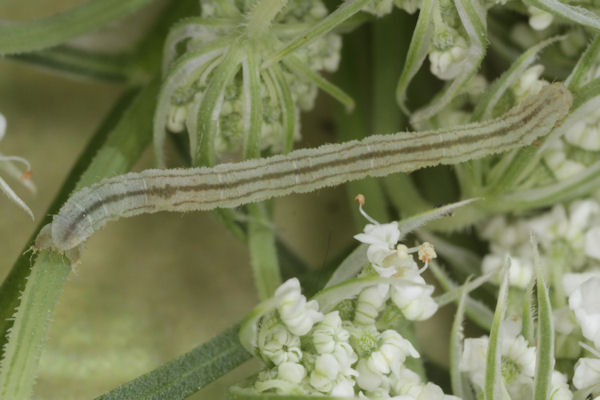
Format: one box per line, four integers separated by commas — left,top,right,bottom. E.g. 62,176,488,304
96,324,251,400
531,237,554,400
566,34,600,91
263,0,370,68
10,45,134,83
429,262,493,330
498,162,600,210
521,283,535,345
449,282,475,400
324,243,368,288
472,36,564,122
397,198,480,238
153,40,229,167
268,64,297,153
522,0,600,32
283,56,355,112
193,44,245,166
0,0,155,55
485,264,510,400
395,0,435,113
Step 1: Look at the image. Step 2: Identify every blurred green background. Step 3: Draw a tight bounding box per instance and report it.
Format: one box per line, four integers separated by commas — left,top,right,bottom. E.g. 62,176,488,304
0,1,452,398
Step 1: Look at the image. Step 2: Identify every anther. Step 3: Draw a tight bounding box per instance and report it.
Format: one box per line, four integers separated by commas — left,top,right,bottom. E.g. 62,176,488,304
354,193,379,225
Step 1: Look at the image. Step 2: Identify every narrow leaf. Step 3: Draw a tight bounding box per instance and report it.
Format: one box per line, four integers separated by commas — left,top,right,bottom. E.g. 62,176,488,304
472,36,564,122
522,0,600,32
566,34,600,91
485,263,510,400
283,56,355,111
531,236,554,400
0,0,155,55
96,324,251,400
395,0,435,113
263,0,370,68
450,282,475,400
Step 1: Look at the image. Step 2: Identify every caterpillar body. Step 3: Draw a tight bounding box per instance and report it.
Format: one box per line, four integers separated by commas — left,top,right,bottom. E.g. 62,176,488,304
51,83,572,251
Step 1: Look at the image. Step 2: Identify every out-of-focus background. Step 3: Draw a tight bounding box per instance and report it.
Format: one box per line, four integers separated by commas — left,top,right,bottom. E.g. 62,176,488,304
0,1,451,398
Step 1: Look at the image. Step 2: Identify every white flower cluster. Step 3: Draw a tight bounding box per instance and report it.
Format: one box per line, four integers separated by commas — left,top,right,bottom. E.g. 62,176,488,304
429,33,468,81
479,199,600,398
559,271,600,397
363,0,421,16
480,199,600,289
250,210,451,398
461,318,572,400
0,112,35,218
161,0,342,160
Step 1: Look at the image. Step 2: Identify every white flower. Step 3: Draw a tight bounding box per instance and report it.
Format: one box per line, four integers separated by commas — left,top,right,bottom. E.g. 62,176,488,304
528,6,553,30
331,378,356,397
367,330,419,376
355,284,390,326
257,318,302,365
460,322,537,398
460,336,489,389
356,358,388,392
553,306,577,335
543,139,586,181
278,361,306,383
390,276,438,320
429,35,469,80
512,64,547,101
355,222,401,267
564,108,600,151
311,311,357,369
482,254,533,289
0,112,35,218
275,278,324,336
549,370,573,400
568,276,600,348
310,353,340,392
310,352,357,394
573,357,600,390
585,226,600,261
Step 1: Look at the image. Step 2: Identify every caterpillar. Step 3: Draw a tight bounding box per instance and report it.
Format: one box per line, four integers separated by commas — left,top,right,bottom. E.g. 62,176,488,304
50,83,572,252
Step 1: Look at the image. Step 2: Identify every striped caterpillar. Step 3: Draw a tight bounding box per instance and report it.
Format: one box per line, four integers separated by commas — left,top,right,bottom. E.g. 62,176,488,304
49,83,571,252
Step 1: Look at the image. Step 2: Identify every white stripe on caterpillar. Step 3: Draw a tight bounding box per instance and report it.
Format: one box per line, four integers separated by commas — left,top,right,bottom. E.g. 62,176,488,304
51,83,572,251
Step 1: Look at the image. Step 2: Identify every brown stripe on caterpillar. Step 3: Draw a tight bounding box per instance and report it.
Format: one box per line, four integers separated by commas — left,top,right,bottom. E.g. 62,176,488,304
50,83,572,251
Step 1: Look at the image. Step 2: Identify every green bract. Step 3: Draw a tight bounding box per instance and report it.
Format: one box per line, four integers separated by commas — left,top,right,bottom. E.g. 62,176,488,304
154,0,350,167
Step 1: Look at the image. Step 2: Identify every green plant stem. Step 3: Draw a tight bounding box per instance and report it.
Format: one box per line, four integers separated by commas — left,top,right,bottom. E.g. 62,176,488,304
0,0,155,55
0,79,160,400
0,89,139,359
0,251,71,400
248,202,282,300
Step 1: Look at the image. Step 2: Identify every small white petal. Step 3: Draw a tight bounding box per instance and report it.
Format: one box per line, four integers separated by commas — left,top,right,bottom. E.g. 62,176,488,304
573,357,600,389
586,227,600,261
278,362,306,383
